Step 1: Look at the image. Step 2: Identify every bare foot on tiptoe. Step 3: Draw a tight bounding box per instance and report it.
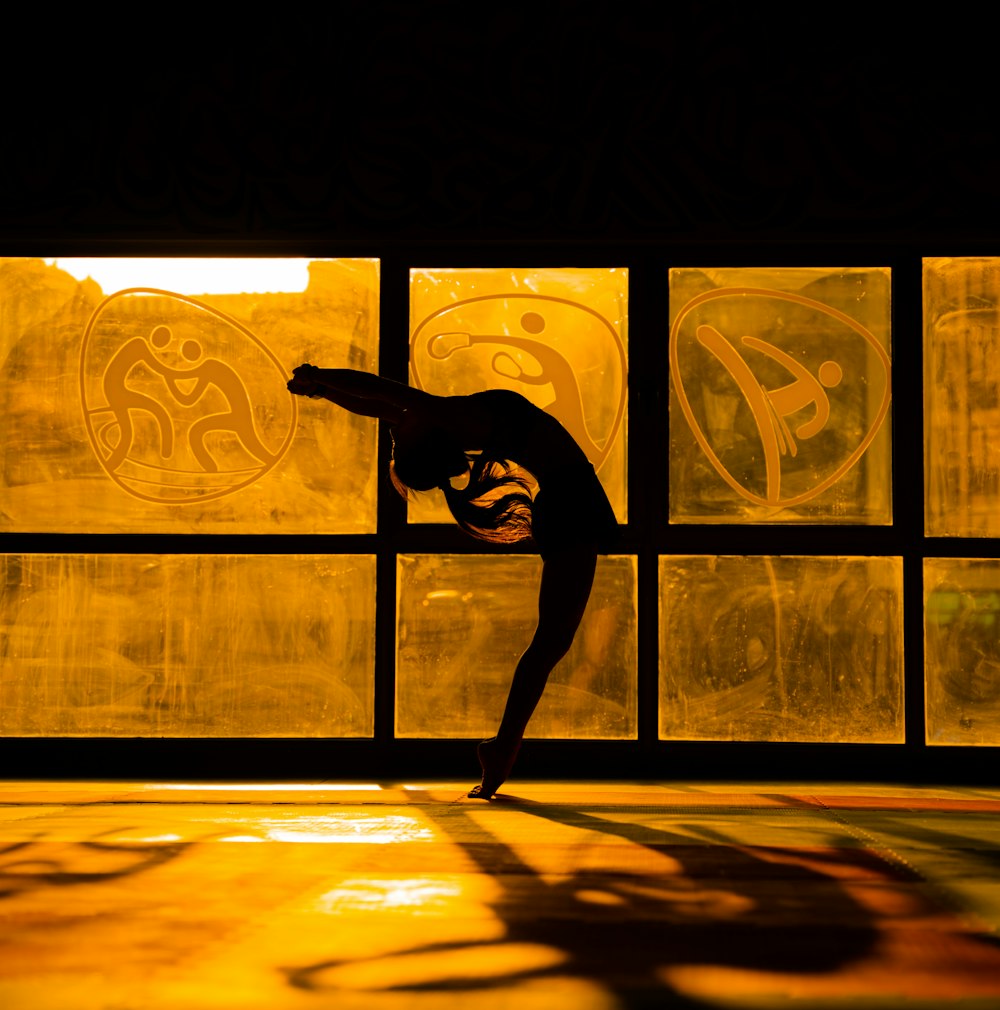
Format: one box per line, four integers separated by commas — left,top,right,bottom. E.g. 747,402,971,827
468,737,521,799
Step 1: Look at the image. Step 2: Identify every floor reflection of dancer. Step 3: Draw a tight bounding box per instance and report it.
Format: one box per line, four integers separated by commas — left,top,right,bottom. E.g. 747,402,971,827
287,364,619,798
97,328,176,470
168,340,276,472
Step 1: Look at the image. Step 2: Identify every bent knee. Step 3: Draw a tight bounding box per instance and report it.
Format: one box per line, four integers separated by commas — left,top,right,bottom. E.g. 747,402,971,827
528,628,580,665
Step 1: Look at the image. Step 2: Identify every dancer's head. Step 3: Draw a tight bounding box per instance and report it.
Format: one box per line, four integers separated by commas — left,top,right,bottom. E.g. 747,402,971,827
390,416,533,546
390,422,468,496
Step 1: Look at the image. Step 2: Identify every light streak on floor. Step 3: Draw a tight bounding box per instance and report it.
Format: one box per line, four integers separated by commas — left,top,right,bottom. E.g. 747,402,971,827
0,781,998,1009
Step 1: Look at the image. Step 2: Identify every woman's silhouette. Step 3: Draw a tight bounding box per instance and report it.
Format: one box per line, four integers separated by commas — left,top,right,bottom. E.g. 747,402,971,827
287,364,618,798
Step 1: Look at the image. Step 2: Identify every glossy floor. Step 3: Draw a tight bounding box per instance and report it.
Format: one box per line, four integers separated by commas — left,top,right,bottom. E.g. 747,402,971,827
1,780,999,1009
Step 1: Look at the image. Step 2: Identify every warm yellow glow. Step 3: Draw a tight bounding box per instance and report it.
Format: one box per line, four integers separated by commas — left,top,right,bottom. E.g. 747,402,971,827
659,555,904,742
151,783,384,792
409,267,628,524
0,553,376,737
574,888,627,906
924,258,1000,536
396,554,637,739
217,815,433,844
669,267,892,524
317,877,465,913
45,258,313,294
111,833,185,843
0,256,379,533
925,558,1000,745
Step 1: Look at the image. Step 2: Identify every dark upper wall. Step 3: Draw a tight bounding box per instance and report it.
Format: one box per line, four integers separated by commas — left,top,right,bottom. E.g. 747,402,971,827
1,5,995,248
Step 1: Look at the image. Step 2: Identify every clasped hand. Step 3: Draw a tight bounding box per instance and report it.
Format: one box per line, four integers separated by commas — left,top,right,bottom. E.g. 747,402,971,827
287,363,321,397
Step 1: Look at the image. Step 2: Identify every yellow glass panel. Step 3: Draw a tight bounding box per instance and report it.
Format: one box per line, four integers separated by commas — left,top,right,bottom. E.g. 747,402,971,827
0,257,379,533
924,258,1000,536
925,558,1000,745
659,555,903,742
0,554,375,737
396,554,637,739
408,268,628,524
669,268,892,524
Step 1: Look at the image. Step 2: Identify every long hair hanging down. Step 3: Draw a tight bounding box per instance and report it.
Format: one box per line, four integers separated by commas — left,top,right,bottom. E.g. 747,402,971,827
440,454,535,545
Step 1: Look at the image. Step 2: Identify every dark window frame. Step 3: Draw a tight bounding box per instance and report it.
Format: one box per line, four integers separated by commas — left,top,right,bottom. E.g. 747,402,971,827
1,240,995,785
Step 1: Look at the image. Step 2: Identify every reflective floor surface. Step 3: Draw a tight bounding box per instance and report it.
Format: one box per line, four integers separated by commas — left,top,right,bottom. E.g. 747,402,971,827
1,780,999,1009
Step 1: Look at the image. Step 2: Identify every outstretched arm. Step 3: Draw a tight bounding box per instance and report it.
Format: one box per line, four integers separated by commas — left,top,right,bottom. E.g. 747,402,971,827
287,365,434,424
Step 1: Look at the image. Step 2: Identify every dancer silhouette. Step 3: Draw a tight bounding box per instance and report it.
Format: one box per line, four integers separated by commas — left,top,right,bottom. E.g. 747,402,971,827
287,364,618,798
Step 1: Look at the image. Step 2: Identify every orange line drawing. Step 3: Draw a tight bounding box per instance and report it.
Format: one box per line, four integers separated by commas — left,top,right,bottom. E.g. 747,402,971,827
80,288,296,505
671,287,891,510
411,294,627,473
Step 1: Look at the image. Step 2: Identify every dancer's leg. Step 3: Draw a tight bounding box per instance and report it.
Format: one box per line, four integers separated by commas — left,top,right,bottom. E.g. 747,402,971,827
470,548,598,798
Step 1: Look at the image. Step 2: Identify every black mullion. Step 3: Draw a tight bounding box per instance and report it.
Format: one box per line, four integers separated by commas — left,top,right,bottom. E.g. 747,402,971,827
891,255,927,755
632,252,667,768
373,254,411,748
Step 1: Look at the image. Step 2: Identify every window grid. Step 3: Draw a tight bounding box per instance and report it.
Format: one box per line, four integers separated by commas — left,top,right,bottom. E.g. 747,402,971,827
0,248,994,783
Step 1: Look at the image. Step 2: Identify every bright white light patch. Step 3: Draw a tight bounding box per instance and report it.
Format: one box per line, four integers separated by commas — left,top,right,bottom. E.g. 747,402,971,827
210,815,432,844
149,783,383,792
45,258,312,296
318,877,463,913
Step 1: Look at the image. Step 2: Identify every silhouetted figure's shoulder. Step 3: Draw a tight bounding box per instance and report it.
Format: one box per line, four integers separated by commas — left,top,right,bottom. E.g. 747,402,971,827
457,388,539,431
453,390,582,469
464,388,536,411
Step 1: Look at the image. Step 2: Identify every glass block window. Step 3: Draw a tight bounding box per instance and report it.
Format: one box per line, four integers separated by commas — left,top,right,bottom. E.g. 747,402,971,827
659,556,903,742
396,554,637,739
0,554,376,737
408,267,628,525
924,258,1000,537
669,268,892,524
925,558,1000,746
1,258,380,534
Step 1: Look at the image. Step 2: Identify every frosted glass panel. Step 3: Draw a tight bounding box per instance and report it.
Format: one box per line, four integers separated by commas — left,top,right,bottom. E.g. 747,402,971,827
925,558,1000,745
0,257,379,533
670,268,892,524
408,268,628,524
659,556,903,742
924,258,1000,536
396,554,637,739
0,554,375,737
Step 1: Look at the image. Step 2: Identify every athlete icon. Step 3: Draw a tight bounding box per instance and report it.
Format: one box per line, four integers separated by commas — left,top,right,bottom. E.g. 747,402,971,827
428,311,607,466
96,326,176,471
696,324,843,504
165,339,276,472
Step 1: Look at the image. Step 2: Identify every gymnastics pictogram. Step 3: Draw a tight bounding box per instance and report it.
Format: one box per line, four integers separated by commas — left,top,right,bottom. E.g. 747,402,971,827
80,289,296,504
